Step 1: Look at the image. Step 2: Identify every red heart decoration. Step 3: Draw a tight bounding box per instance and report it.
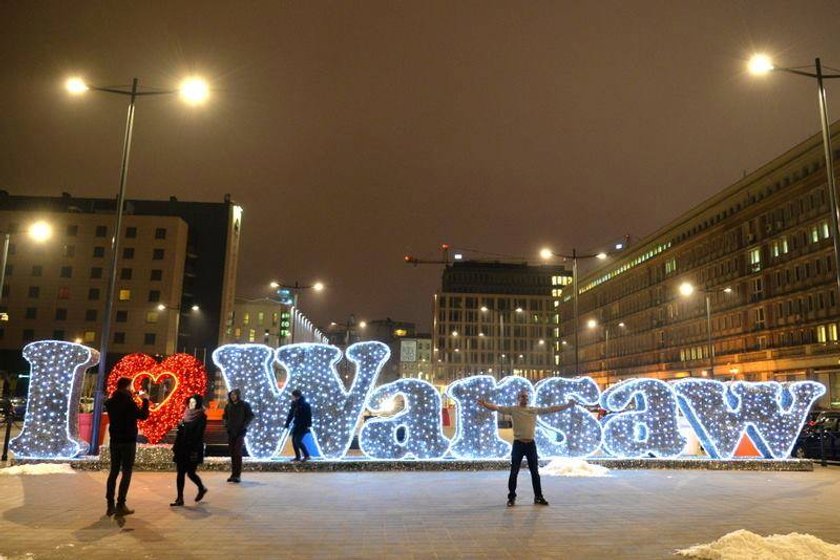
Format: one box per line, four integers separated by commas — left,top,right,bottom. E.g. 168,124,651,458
107,353,207,444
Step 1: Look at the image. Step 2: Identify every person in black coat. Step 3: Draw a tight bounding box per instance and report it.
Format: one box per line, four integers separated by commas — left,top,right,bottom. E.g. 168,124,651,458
222,388,253,483
170,394,208,506
104,377,150,517
284,389,312,461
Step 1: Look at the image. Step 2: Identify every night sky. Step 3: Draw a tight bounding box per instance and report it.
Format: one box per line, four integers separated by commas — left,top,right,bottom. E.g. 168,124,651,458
2,2,840,332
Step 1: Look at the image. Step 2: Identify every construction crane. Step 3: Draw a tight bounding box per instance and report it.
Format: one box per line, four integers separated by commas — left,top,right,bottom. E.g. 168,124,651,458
404,244,454,266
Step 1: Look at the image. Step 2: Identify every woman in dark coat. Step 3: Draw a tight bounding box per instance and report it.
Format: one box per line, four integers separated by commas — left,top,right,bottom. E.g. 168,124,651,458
170,394,208,506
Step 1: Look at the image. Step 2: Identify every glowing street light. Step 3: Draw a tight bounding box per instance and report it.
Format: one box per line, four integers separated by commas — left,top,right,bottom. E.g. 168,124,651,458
0,220,54,321
679,282,733,380
69,73,212,455
586,319,598,329
747,53,840,317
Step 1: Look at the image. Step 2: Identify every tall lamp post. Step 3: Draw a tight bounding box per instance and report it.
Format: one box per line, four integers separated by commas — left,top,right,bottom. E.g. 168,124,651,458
269,280,324,344
748,55,840,304
480,305,523,378
66,75,210,455
678,282,733,380
586,319,625,385
540,238,627,375
0,221,54,309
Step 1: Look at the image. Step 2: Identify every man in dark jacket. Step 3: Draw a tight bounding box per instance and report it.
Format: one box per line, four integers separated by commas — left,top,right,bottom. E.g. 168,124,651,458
222,388,253,483
284,389,312,461
104,377,150,516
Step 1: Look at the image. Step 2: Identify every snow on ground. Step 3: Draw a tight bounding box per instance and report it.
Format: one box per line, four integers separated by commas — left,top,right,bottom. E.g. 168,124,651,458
541,458,610,477
0,463,76,476
675,529,840,559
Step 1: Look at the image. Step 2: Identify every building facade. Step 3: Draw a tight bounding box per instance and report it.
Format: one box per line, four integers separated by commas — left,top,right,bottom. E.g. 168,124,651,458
398,336,433,381
223,297,327,347
562,122,840,410
433,261,572,385
0,192,242,374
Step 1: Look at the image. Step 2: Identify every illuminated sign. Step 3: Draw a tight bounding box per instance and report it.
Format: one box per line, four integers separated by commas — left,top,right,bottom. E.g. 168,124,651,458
11,341,826,461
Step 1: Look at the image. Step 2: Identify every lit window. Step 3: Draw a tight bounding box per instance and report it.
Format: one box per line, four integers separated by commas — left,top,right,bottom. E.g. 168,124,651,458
83,330,96,343
118,289,131,301
146,312,158,323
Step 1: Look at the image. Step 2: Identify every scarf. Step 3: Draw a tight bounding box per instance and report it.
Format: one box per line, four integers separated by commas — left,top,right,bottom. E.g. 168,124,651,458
182,407,202,423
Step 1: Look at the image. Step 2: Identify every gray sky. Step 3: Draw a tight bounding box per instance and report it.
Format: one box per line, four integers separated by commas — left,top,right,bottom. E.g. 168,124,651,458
2,1,840,331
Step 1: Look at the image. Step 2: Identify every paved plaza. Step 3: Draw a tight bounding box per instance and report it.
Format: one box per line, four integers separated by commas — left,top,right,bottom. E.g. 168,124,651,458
1,464,840,559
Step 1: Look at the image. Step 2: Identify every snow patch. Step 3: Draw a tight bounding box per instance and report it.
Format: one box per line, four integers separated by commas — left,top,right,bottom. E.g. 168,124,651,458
0,463,76,476
676,529,840,559
541,458,610,477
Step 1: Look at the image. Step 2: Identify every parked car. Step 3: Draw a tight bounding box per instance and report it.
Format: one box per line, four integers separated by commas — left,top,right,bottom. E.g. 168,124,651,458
792,410,840,461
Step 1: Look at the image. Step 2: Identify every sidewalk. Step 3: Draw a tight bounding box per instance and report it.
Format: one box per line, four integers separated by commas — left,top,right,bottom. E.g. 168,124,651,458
1,466,839,559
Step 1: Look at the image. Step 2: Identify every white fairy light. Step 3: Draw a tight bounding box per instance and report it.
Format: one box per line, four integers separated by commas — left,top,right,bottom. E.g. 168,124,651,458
600,378,687,458
276,341,389,459
674,379,825,459
533,376,603,458
447,375,533,459
212,344,289,459
359,379,450,460
10,341,99,459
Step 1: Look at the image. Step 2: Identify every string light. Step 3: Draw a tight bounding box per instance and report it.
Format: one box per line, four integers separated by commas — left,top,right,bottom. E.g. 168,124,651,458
212,344,289,459
359,379,450,459
600,378,687,458
106,353,207,444
674,379,825,459
276,341,389,459
10,341,99,459
534,376,603,457
446,375,534,459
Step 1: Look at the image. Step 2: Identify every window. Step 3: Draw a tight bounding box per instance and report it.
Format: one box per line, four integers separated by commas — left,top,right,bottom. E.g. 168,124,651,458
55,308,67,321
53,330,65,340
116,310,128,323
152,248,165,260
818,325,827,343
823,221,831,240
66,224,78,236
754,307,766,329
155,228,167,239
752,277,763,299
113,332,126,344
749,248,761,272
150,269,163,281
63,245,75,257
95,225,107,238
243,312,250,325
144,333,156,345
812,225,820,243
60,266,72,278
84,330,96,343
120,268,132,280
665,258,677,275
27,286,39,298
22,329,34,342
830,324,839,342
93,246,105,258
123,247,135,259
57,287,70,299
126,227,137,238
31,265,42,277
25,307,37,319
85,309,97,321
146,311,158,323
258,312,265,325
148,290,160,303
90,267,103,279
4,264,12,276
118,289,131,301
88,288,100,301
248,328,256,342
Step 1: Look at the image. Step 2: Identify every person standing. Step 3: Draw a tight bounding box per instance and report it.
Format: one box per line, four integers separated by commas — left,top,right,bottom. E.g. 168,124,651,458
104,377,150,517
478,391,575,507
170,394,208,507
284,389,312,462
222,388,253,483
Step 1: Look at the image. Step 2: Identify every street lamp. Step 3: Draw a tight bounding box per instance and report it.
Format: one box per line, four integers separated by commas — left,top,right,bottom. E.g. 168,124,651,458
0,221,53,312
747,54,840,309
479,305,524,378
268,280,325,344
69,74,211,455
678,281,732,380
586,319,625,385
540,238,628,375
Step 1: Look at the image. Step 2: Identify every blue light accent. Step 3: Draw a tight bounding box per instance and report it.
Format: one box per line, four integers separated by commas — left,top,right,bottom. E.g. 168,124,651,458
673,379,825,459
359,379,450,459
276,342,388,460
600,378,686,458
534,376,602,458
10,341,99,459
